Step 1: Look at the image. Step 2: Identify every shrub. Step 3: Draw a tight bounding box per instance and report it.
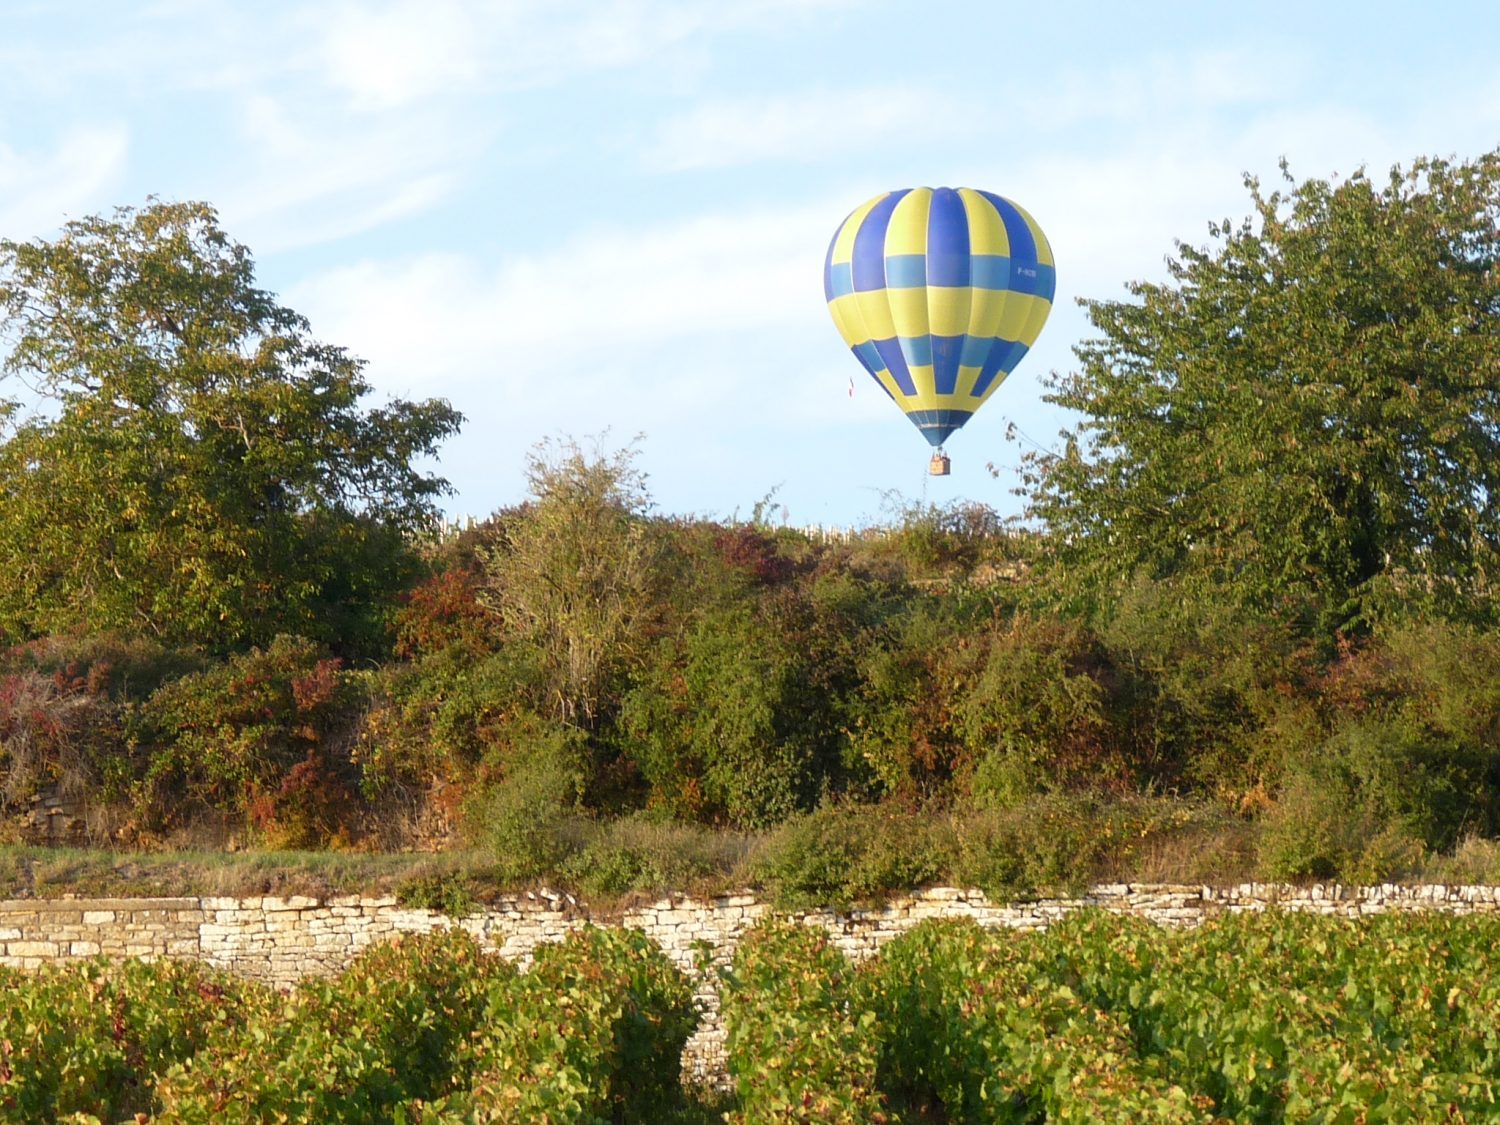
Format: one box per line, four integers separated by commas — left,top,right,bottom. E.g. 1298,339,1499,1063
0,670,121,813
753,804,952,910
465,712,591,882
1256,732,1434,884
958,615,1115,807
1094,575,1314,796
845,599,983,800
392,565,494,660
866,497,1011,578
719,918,883,1123
953,794,1229,900
620,605,832,827
132,635,362,841
0,633,205,701
558,811,753,899
155,929,509,1122
713,524,796,587
354,645,549,807
479,437,663,730
461,925,695,1122
396,872,479,917
0,957,262,1122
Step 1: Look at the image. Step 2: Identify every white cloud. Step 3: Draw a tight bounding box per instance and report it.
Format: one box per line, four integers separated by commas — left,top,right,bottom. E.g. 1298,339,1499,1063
288,198,836,395
1030,47,1304,131
209,94,472,253
0,126,129,239
303,0,870,107
311,0,485,109
643,87,957,171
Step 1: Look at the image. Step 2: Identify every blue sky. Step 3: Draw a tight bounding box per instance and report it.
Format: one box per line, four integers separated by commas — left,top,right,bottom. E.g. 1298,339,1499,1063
2,0,1497,528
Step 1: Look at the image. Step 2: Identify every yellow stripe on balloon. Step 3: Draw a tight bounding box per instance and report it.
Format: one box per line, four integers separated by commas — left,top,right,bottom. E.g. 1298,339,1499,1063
926,285,972,337
873,369,904,401
852,289,896,342
953,363,985,400
905,363,937,404
997,292,1049,342
959,188,1009,256
886,286,930,341
966,286,1009,342
887,388,974,412
826,294,862,348
1015,302,1052,367
829,193,887,266
883,188,932,257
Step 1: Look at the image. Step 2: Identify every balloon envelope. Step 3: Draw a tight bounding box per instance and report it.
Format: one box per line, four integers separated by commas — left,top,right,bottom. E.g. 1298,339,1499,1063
824,187,1055,447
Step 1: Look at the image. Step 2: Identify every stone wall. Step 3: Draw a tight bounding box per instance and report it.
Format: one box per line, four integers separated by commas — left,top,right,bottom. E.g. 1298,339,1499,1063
4,882,1500,1083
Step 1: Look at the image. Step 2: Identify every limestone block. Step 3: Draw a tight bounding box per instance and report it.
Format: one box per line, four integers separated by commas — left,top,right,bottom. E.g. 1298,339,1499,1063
921,888,964,902
6,941,59,957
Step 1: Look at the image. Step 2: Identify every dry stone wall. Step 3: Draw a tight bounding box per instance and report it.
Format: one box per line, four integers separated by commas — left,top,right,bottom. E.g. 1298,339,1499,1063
4,882,1500,1083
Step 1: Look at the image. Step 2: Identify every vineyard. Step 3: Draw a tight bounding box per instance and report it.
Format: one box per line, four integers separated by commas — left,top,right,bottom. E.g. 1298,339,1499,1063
3,910,1499,1122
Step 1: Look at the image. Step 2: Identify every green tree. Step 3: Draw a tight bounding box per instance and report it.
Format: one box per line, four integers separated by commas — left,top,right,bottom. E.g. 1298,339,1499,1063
480,435,660,729
1028,152,1500,636
0,200,462,652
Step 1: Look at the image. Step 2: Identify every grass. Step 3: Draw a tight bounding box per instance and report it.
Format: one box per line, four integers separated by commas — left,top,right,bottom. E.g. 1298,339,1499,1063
1418,835,1500,885
3,802,1496,912
0,844,500,903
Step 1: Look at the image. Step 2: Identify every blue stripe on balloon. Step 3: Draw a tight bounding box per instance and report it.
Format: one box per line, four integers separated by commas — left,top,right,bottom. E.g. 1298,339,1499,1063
970,255,1011,290
981,192,1039,270
852,340,885,376
931,334,965,394
925,188,970,287
971,339,1028,398
1036,262,1057,301
884,254,927,288
959,335,994,367
873,337,918,395
899,333,933,367
826,261,854,299
1007,262,1056,298
851,190,910,292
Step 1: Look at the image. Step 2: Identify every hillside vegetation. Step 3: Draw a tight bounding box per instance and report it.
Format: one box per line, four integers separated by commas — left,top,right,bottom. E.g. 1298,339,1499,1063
1,152,1498,903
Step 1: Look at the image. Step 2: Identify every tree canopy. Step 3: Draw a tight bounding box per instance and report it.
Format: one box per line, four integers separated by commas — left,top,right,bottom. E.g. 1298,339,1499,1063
0,200,462,651
479,436,661,730
1027,152,1500,636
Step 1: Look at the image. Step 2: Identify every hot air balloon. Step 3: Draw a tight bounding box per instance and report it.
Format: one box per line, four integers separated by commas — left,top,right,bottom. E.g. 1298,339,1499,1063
823,187,1055,474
